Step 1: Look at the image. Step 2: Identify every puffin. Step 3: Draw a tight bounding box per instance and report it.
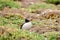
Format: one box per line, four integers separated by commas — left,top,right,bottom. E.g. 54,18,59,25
20,17,32,30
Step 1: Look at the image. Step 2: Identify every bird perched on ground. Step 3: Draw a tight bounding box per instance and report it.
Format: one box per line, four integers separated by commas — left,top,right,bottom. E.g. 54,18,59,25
20,17,32,30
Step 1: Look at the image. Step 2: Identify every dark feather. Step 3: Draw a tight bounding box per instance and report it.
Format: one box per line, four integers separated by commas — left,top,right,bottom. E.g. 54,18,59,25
20,23,25,29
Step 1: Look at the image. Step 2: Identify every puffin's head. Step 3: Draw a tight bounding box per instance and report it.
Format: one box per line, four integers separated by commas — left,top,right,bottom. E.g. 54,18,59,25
25,17,32,23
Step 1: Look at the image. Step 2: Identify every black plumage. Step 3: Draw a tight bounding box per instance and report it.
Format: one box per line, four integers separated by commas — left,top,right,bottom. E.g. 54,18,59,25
20,23,24,29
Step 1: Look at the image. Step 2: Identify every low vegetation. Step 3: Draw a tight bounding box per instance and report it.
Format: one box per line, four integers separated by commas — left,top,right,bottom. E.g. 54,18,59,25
46,0,60,5
0,28,45,40
0,0,20,10
42,32,60,40
0,0,60,40
25,3,57,12
0,14,24,28
0,13,59,40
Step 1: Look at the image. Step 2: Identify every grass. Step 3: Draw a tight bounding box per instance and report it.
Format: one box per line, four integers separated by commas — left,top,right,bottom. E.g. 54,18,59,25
0,0,21,10
32,19,57,28
0,27,45,40
46,0,60,5
42,32,60,40
0,0,59,40
0,14,57,29
25,2,57,12
0,13,24,28
0,13,58,29
18,30,45,40
0,13,59,40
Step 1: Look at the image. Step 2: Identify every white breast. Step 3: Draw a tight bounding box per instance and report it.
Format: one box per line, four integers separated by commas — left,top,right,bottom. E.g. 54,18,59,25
22,22,32,30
